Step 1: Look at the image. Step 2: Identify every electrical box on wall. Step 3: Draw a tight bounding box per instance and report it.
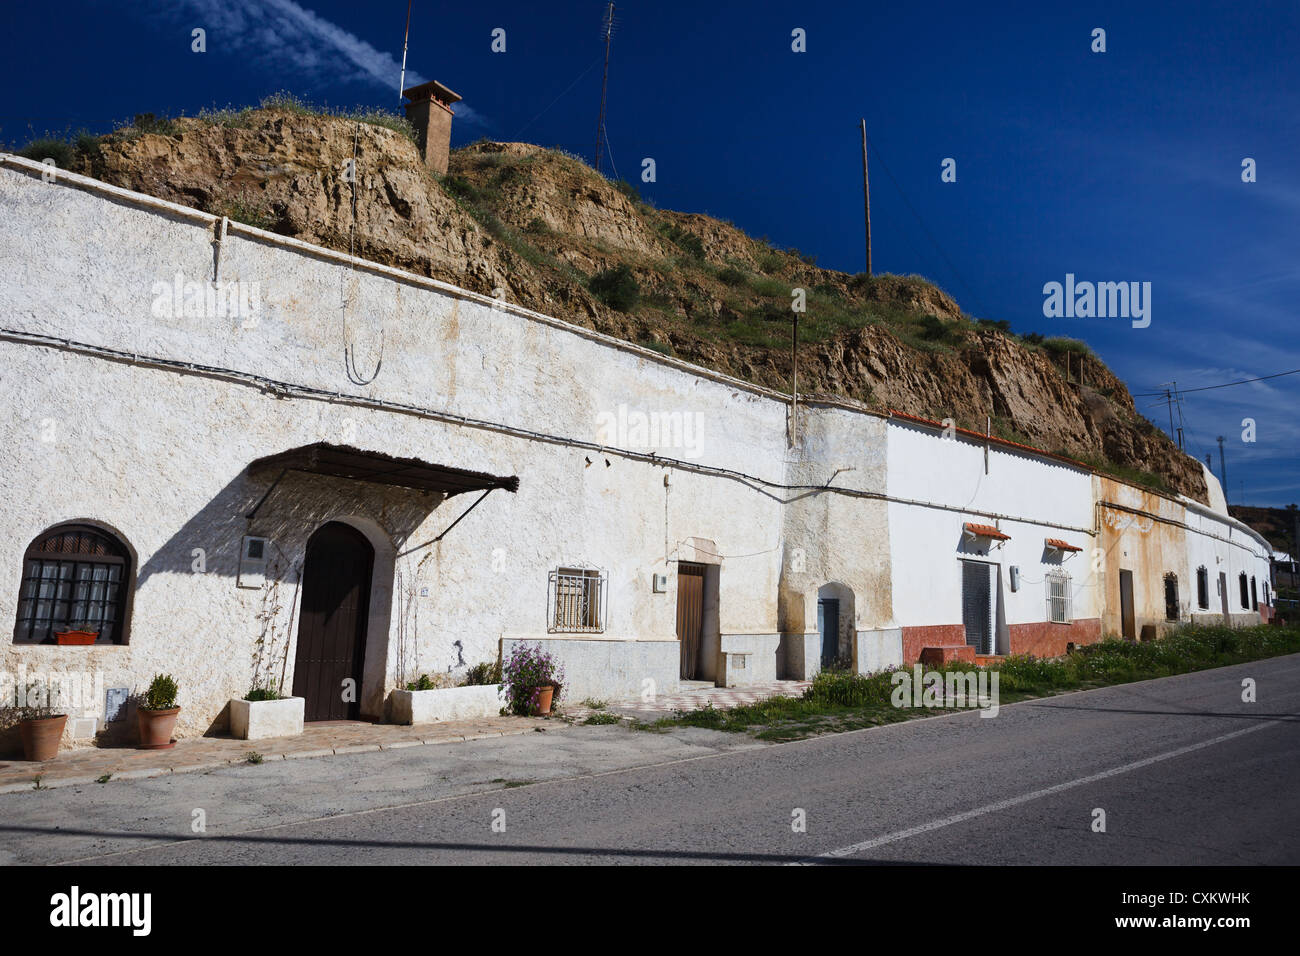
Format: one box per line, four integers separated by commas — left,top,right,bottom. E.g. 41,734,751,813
652,572,669,593
1009,566,1020,591
237,535,269,589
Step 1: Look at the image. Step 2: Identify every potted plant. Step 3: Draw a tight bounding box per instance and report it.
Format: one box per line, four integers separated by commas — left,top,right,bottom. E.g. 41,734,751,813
229,684,304,740
137,673,180,749
502,643,566,716
18,703,68,761
388,663,505,725
54,628,98,646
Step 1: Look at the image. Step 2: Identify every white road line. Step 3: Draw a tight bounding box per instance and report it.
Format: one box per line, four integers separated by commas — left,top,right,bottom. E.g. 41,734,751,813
797,718,1284,864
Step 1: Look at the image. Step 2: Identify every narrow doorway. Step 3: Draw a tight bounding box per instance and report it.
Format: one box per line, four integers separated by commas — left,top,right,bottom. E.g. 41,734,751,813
1119,569,1135,640
817,598,840,668
961,560,994,655
293,522,374,721
676,562,705,680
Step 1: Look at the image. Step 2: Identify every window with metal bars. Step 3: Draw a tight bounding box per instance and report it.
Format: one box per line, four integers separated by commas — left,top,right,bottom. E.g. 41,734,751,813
547,567,606,633
1164,572,1180,621
13,524,132,645
1239,573,1249,609
1045,571,1072,624
1196,566,1209,610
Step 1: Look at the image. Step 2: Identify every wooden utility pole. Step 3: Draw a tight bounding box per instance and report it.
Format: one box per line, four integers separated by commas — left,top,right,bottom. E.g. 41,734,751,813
594,3,615,175
1217,435,1228,504
860,118,872,276
791,312,799,445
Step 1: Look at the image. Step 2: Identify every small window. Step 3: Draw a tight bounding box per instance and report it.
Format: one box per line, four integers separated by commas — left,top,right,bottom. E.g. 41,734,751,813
1250,576,1258,611
1239,573,1249,609
1263,581,1270,605
548,567,606,633
1196,566,1209,610
1164,572,1180,621
14,523,132,645
1046,571,1072,624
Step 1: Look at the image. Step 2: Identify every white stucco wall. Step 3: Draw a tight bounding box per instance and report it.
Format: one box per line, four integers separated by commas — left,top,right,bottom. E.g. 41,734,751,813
0,156,1278,746
886,420,1100,642
0,158,792,736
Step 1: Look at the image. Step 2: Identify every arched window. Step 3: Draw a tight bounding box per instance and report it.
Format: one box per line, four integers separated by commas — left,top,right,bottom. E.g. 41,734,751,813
1239,573,1249,610
1196,566,1209,610
1164,572,1179,621
13,523,132,645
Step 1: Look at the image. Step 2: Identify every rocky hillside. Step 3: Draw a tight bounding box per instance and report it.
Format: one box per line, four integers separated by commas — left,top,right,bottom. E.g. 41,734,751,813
1229,505,1299,555
19,104,1206,501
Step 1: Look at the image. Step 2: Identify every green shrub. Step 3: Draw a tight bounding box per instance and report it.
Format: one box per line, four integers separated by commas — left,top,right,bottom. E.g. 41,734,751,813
718,266,749,287
614,179,642,203
463,659,503,686
16,138,74,168
589,264,641,312
244,686,283,702
143,674,179,711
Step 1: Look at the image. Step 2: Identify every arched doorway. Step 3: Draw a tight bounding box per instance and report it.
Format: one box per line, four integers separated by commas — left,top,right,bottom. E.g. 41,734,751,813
293,522,374,721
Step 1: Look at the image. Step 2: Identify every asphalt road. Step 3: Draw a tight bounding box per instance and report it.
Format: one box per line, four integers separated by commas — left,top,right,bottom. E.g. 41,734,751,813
4,654,1298,865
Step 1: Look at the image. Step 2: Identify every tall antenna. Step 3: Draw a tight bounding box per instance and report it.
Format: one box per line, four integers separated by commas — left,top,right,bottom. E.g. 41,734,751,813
398,0,413,99
595,2,616,175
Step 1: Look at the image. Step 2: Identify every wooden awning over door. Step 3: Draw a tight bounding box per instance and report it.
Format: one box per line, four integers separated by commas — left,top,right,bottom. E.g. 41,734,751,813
247,443,520,496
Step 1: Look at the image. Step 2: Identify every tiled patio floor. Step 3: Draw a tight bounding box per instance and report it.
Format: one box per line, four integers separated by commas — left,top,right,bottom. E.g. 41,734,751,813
0,714,555,794
560,680,811,722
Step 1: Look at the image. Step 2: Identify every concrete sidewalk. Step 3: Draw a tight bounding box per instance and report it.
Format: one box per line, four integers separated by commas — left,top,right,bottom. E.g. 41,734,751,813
562,679,811,722
0,714,555,794
0,680,808,794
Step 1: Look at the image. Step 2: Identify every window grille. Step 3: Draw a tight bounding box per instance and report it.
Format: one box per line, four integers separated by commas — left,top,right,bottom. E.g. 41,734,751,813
1196,567,1209,610
548,567,606,633
1164,572,1179,621
14,524,131,645
1046,571,1072,624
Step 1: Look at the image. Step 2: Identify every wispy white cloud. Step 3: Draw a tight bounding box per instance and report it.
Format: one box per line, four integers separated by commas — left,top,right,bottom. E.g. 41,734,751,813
169,0,490,125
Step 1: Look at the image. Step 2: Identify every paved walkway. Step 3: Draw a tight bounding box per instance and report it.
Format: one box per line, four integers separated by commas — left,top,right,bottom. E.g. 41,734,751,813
0,714,555,794
561,680,811,722
0,681,809,793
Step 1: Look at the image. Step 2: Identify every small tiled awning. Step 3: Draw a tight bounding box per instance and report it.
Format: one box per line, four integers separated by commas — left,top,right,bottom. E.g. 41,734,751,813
1045,538,1082,553
248,443,519,497
964,522,1011,541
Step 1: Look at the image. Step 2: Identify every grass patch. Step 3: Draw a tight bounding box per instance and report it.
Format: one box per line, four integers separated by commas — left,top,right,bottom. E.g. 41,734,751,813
583,712,623,725
646,624,1300,741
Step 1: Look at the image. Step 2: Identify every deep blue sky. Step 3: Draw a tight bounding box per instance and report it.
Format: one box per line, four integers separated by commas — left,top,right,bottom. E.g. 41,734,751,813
3,1,1297,507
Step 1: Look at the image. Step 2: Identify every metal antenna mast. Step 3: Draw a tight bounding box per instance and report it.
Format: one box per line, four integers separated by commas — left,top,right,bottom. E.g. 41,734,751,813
595,2,615,175
398,0,413,100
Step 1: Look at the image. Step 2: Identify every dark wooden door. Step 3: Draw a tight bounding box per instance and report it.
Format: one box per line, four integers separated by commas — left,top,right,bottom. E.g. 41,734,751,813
962,561,992,655
1119,569,1136,640
293,522,374,721
676,562,705,680
818,598,839,667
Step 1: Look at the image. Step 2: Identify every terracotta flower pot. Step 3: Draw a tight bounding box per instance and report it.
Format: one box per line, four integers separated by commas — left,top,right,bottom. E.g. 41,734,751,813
534,685,555,716
137,707,180,749
19,714,67,761
55,629,98,646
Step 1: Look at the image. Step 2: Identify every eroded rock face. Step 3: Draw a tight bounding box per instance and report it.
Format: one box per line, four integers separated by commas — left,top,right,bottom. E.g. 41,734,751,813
66,108,1204,502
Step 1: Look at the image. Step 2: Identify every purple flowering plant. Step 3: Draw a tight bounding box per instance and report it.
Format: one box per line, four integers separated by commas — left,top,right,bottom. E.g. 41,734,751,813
502,642,565,715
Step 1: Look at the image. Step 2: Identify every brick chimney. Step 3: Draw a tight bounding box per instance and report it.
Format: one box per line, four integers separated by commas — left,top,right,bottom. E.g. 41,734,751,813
402,79,462,176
